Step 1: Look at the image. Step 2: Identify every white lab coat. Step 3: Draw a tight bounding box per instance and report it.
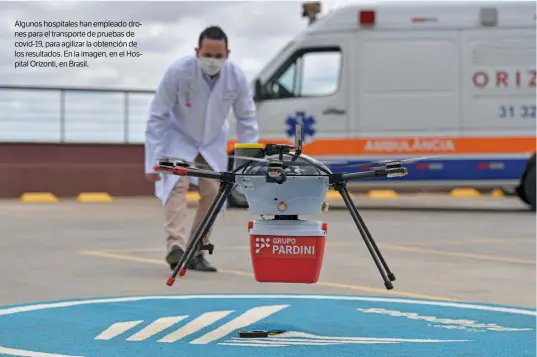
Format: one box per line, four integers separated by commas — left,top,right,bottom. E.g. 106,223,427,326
144,55,260,205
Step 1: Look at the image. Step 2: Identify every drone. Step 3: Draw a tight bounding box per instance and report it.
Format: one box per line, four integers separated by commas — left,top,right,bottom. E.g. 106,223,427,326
153,123,438,290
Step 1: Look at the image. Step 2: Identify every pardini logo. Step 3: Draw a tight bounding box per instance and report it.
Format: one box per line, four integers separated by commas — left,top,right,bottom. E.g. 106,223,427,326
254,237,317,256
255,238,271,253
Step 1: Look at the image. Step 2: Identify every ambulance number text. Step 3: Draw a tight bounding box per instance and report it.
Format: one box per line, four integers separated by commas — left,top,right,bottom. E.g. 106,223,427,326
499,105,536,119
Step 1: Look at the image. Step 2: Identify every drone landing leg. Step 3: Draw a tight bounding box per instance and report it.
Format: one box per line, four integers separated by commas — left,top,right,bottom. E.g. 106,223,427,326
334,182,396,290
166,181,235,287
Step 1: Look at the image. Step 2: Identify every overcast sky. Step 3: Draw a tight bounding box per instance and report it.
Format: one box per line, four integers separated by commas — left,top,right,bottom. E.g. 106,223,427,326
0,0,348,89
1,0,495,143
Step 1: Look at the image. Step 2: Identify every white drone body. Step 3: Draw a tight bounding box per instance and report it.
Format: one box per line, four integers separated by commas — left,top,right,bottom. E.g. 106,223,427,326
234,153,331,216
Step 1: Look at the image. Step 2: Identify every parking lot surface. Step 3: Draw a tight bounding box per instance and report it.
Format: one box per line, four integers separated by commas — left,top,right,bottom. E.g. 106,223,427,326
0,195,534,308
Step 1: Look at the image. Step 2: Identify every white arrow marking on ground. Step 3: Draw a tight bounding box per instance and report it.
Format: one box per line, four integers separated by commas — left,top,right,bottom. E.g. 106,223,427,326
189,305,290,344
158,310,234,343
219,331,470,347
219,342,287,347
225,338,395,346
94,320,144,340
266,331,470,342
126,316,189,341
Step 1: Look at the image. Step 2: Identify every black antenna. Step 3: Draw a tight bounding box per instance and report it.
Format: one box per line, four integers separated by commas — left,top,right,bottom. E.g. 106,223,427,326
291,122,303,161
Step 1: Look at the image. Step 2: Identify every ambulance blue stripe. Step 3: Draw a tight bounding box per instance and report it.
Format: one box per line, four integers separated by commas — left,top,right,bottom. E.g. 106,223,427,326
326,158,528,181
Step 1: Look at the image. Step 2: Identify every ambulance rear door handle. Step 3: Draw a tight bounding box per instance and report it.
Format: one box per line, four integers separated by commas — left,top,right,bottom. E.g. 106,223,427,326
323,107,346,115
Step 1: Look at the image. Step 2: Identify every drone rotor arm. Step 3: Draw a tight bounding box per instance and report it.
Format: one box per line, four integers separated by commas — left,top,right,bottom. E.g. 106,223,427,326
154,165,228,181
340,167,407,181
337,155,442,170
158,155,213,170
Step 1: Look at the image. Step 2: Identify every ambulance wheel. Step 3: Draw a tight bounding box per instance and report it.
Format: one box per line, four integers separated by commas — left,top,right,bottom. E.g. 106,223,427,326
521,162,536,211
227,150,249,208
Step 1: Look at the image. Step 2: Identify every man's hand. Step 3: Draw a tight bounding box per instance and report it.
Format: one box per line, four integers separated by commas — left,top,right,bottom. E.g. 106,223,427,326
145,173,161,182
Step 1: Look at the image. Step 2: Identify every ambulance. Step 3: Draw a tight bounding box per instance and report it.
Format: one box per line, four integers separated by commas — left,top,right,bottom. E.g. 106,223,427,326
226,0,536,210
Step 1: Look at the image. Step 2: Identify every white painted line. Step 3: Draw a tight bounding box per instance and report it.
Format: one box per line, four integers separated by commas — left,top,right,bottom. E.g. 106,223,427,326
0,295,534,317
223,339,346,345
94,320,143,340
229,337,392,344
0,345,85,357
189,305,290,344
218,342,284,347
126,316,188,341
158,310,234,343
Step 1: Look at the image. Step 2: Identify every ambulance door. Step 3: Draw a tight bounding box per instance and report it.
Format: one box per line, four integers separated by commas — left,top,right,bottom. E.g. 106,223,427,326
254,33,351,155
461,28,536,136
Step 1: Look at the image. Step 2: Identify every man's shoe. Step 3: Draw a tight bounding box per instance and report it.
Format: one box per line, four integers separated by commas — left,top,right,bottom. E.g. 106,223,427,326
165,245,184,270
188,254,217,272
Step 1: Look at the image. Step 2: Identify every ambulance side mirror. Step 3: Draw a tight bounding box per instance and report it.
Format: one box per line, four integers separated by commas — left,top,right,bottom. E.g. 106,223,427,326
254,78,264,102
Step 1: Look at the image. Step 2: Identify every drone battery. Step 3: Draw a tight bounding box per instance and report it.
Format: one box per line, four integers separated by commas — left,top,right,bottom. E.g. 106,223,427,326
248,219,327,284
233,143,264,170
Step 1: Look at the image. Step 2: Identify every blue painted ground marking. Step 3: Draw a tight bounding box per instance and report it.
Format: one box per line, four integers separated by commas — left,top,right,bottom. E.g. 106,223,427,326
0,294,535,357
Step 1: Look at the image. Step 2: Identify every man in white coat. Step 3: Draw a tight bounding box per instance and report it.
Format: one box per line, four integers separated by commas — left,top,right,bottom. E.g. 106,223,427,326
144,26,260,272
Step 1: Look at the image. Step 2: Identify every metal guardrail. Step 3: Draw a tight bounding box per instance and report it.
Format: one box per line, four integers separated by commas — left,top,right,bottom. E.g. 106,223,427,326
0,85,156,143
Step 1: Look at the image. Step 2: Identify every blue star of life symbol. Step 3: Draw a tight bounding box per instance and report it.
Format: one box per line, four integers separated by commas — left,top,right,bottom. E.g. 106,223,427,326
286,111,316,140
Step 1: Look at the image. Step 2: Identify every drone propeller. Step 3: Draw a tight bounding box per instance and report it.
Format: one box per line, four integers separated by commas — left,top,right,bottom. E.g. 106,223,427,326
338,155,441,169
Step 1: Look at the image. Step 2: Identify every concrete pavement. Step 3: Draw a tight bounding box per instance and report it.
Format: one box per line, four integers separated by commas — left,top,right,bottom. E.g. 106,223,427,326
0,195,534,308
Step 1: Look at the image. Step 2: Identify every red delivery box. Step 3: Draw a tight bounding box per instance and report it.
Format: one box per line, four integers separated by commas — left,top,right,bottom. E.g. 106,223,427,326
248,219,327,283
